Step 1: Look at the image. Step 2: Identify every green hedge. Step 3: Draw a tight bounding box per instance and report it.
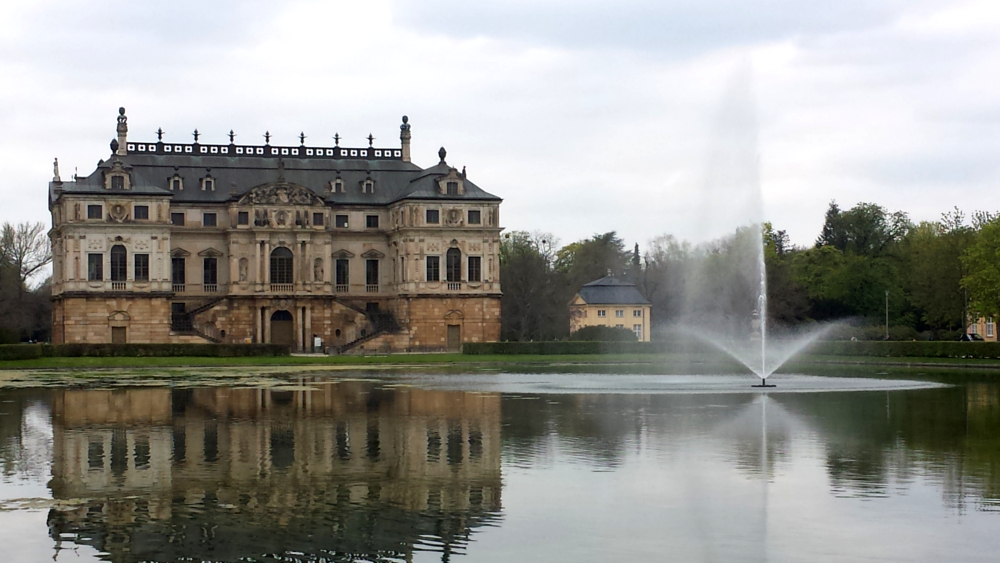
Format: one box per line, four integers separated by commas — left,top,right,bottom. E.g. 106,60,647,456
464,340,1000,359
0,343,290,361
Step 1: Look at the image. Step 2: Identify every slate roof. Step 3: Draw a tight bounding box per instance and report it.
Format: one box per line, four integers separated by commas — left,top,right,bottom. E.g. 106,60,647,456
576,276,650,305
50,145,501,207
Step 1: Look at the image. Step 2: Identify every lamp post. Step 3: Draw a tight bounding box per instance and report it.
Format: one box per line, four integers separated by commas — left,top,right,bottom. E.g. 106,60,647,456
885,290,889,341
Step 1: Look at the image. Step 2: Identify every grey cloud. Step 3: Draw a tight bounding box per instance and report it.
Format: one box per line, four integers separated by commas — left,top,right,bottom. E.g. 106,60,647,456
391,0,941,55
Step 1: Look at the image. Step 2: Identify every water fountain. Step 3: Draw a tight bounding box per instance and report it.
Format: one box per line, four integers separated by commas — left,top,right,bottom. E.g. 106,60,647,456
679,61,832,387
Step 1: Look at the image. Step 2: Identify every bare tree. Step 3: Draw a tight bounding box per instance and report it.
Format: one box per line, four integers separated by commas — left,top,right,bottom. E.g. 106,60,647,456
1,222,51,295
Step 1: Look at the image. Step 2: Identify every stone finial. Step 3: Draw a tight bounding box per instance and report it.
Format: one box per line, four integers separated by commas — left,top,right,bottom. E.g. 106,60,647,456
333,133,340,146
400,116,411,163
438,147,447,163
111,138,119,153
264,131,271,144
115,107,128,156
367,133,375,147
299,132,306,145
229,130,235,143
193,129,200,143
156,127,164,141
53,158,61,182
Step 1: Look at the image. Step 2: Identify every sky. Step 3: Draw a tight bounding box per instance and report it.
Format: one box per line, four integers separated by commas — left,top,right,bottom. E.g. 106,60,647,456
2,0,999,251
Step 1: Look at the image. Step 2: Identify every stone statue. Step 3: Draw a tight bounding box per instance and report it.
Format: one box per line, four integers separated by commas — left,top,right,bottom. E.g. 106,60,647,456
239,258,248,282
314,258,324,282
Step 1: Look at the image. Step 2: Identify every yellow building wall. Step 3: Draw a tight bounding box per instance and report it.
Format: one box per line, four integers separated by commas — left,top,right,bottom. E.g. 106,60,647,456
569,296,651,342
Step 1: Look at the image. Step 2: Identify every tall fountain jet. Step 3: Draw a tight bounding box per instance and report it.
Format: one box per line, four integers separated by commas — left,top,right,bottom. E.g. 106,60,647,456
682,59,831,387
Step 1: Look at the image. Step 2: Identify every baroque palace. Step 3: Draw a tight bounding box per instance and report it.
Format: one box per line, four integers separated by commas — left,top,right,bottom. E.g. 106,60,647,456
48,109,502,352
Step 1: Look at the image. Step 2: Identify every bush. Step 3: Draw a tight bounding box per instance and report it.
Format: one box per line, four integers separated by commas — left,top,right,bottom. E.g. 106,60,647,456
568,326,638,342
0,343,290,361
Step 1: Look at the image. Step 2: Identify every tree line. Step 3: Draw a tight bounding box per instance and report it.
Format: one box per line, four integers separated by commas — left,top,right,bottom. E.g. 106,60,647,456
501,201,1000,341
0,222,51,343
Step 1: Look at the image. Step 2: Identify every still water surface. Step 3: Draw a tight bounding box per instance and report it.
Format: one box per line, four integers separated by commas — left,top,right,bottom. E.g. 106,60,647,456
0,370,998,562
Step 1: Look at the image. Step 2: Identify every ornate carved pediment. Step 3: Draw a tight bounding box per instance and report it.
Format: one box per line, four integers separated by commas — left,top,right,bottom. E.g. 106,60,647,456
170,248,191,258
332,249,355,259
443,309,465,320
238,182,324,206
198,247,223,257
361,249,385,259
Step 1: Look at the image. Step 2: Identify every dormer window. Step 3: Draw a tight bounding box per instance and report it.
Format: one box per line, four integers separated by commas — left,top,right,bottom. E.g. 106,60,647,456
362,178,374,193
332,178,344,193
202,176,214,191
170,176,183,191
111,175,124,190
436,169,465,196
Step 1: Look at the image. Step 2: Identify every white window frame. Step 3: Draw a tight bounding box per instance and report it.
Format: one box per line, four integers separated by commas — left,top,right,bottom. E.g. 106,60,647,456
988,318,995,338
597,310,606,318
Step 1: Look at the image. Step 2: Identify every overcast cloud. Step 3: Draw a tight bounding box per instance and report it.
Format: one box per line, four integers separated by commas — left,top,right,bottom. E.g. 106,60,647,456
2,0,999,252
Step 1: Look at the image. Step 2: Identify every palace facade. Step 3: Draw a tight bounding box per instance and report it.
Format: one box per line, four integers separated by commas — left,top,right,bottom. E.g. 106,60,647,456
48,109,502,352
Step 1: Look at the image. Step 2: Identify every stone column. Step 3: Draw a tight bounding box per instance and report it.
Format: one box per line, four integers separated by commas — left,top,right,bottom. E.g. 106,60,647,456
305,305,312,351
255,305,262,343
294,305,302,352
263,306,270,343
254,240,261,290
264,241,271,285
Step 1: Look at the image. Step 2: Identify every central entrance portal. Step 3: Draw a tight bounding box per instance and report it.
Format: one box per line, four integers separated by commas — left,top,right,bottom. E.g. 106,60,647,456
270,310,294,347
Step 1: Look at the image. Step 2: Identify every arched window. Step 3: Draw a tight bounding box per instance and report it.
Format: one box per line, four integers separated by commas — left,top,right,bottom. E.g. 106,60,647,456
446,248,462,282
110,245,127,282
270,247,293,284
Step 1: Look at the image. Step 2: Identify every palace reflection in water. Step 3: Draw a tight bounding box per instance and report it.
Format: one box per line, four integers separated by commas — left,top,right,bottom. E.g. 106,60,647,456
46,381,502,562
1,373,999,562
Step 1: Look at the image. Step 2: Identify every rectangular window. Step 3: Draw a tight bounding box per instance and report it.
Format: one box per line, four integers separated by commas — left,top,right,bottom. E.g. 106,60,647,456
172,257,185,285
633,324,643,340
203,178,214,191
989,318,995,338
134,254,149,282
616,310,624,318
111,176,124,190
336,214,349,228
468,256,481,282
597,310,606,318
202,213,217,227
426,256,440,281
203,257,218,286
366,259,379,285
87,205,102,219
171,178,181,191
971,323,979,335
366,215,379,228
313,212,324,226
446,181,459,195
134,205,149,220
633,310,643,317
426,209,439,224
468,210,481,224
336,259,349,286
616,324,624,329
238,211,249,225
171,212,185,226
87,253,103,281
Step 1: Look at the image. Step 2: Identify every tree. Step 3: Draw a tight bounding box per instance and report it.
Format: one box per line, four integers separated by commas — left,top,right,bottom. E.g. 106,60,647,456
961,216,1000,321
816,201,911,258
901,210,973,331
500,231,568,341
0,222,52,342
554,232,630,291
1,222,51,295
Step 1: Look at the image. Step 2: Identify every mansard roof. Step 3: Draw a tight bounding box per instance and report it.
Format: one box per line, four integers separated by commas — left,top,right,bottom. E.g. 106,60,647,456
576,276,650,305
50,114,501,207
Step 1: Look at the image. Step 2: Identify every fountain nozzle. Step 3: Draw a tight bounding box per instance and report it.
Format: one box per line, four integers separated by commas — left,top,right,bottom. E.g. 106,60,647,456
752,378,776,388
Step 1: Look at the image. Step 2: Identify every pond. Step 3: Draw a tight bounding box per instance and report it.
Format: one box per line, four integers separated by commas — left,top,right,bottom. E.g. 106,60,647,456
1,369,998,562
